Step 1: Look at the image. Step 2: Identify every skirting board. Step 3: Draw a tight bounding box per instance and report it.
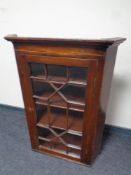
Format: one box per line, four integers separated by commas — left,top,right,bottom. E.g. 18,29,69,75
0,103,131,136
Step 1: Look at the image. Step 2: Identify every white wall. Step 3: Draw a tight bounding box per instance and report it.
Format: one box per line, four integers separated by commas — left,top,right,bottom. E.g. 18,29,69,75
0,0,131,129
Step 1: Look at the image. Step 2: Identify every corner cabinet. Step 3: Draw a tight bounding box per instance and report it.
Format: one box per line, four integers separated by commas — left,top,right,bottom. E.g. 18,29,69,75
5,35,126,165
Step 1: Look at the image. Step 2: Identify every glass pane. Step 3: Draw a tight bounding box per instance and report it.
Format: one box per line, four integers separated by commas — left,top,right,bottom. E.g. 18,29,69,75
29,63,88,159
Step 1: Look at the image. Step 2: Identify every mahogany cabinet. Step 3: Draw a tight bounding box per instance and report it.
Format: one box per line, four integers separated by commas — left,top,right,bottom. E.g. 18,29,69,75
5,35,126,165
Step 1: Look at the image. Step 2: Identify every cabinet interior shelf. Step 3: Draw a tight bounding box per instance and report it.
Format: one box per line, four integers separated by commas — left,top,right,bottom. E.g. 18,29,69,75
30,75,87,86
38,136,81,150
33,93,85,111
38,144,81,159
36,108,83,136
38,127,82,158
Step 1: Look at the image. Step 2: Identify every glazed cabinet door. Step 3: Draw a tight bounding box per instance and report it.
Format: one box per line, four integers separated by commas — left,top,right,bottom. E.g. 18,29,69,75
16,54,97,164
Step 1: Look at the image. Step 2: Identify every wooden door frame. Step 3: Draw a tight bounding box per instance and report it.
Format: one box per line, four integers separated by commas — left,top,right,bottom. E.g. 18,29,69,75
16,53,98,163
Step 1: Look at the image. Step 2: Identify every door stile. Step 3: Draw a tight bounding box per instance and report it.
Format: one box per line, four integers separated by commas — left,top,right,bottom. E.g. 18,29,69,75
81,61,98,163
15,52,39,149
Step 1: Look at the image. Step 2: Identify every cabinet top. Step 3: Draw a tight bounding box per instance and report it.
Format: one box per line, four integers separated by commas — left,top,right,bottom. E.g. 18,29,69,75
5,35,126,47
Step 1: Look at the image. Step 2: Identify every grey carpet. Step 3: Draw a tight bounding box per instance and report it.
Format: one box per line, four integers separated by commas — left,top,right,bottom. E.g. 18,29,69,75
0,106,131,175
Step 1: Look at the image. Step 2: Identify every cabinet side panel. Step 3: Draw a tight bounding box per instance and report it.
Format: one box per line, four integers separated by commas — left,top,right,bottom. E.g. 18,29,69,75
84,46,118,164
93,46,118,160
100,46,118,112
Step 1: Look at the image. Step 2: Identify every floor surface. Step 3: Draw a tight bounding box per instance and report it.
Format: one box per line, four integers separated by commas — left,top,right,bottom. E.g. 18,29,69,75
0,106,131,175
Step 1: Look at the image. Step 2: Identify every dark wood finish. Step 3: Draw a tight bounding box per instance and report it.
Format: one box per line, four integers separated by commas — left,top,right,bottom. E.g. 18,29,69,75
5,35,126,165
36,109,83,136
